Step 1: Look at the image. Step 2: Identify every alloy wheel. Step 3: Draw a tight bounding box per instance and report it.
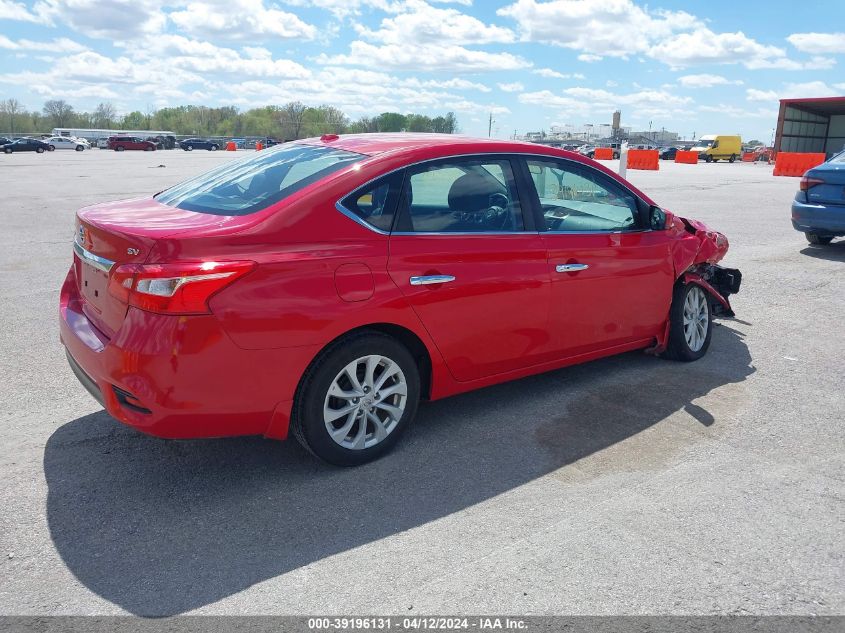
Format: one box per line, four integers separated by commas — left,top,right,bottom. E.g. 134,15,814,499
323,355,408,450
683,286,709,352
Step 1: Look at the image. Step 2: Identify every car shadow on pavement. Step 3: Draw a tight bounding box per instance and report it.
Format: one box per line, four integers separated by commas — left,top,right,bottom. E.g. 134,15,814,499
44,325,753,616
800,242,845,262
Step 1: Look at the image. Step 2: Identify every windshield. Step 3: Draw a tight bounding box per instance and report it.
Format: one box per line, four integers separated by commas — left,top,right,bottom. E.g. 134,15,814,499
156,143,363,216
696,139,715,148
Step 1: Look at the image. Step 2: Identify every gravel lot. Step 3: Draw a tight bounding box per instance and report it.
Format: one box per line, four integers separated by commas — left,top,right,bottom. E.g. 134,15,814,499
0,149,842,616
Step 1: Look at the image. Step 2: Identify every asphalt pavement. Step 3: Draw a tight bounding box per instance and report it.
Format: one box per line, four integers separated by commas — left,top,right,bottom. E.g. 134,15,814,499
0,149,842,616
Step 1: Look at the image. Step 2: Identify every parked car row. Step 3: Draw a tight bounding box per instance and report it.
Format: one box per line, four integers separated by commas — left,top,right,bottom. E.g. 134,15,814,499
2,137,53,153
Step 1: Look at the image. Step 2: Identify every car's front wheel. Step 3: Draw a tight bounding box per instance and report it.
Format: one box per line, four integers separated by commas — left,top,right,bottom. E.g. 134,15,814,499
805,233,833,245
210,144,218,151
4,147,12,154
75,145,84,151
186,145,193,151
36,147,45,153
292,332,420,466
115,146,124,151
663,283,713,362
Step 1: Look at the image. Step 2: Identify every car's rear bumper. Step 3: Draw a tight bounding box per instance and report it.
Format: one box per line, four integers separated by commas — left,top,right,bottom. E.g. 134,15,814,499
59,265,318,440
792,199,845,236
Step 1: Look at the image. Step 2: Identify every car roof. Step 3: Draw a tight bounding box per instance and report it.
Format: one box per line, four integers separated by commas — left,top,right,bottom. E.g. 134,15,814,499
296,133,552,157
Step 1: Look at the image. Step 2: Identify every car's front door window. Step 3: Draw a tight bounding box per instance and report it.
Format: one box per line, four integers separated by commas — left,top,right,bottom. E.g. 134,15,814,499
398,158,524,233
526,159,640,232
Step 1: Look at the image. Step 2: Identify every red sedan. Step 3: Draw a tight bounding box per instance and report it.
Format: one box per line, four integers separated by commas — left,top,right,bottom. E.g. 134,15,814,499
60,134,741,465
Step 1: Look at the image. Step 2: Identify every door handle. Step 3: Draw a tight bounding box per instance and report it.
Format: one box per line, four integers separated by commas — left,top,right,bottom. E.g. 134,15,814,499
410,275,456,286
556,263,589,273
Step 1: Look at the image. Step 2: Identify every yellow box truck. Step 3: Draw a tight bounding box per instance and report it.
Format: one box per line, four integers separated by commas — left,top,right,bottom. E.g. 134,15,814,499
692,135,742,163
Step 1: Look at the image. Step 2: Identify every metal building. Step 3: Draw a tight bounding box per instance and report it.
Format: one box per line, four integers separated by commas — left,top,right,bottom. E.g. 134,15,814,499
774,96,845,158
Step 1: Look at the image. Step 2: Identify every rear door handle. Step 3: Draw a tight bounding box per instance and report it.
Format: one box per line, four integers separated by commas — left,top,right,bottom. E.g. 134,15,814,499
556,263,589,273
410,275,456,286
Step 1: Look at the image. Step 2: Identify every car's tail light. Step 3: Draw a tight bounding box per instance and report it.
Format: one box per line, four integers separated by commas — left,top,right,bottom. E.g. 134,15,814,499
800,175,825,191
108,261,255,314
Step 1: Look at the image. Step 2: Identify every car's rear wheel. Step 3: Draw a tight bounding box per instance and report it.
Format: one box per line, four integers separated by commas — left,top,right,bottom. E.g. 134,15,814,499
729,154,736,163
805,233,833,245
48,144,55,151
663,283,712,362
144,146,153,151
116,146,124,151
292,332,420,466
3,148,10,154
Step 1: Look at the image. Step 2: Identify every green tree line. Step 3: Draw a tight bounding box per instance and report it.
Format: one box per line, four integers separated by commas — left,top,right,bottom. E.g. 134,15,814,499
0,98,459,138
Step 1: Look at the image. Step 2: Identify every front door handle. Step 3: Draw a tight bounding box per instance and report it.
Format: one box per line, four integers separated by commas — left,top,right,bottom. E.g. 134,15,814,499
410,275,456,286
556,263,589,273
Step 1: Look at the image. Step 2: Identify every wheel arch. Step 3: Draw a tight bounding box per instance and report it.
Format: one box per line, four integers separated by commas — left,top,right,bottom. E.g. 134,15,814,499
296,322,434,405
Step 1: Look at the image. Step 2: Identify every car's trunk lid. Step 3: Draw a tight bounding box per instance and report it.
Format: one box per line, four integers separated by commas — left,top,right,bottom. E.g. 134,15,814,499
806,164,845,206
73,197,240,337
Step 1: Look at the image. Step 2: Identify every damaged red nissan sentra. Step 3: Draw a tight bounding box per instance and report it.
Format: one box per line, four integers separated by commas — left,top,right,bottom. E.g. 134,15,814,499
60,134,742,465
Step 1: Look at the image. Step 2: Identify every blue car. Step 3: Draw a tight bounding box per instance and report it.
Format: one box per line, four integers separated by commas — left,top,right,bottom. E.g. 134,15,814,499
792,150,845,245
178,138,220,151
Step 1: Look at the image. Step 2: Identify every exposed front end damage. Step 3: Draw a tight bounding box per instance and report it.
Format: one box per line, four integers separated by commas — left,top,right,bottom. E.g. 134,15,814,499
647,211,742,355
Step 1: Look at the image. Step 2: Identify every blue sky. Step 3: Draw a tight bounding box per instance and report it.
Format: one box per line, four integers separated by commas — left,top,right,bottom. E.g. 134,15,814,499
1,0,844,140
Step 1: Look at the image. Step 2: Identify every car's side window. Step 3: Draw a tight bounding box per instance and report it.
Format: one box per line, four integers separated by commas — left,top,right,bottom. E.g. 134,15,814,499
397,158,523,233
339,173,402,233
525,158,640,232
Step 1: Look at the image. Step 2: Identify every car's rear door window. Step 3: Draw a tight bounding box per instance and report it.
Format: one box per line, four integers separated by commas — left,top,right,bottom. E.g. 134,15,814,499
395,158,524,233
156,143,363,216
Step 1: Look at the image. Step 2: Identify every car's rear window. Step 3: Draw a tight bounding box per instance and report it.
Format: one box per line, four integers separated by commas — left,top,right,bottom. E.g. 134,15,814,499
156,143,363,216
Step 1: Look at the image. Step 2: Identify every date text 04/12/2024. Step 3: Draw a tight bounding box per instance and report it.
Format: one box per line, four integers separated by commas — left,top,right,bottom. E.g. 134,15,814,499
307,617,528,630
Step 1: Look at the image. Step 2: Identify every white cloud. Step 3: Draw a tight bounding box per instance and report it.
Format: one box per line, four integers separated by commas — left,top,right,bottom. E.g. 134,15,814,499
787,32,845,55
531,68,584,79
746,89,778,102
499,0,698,58
32,0,168,38
357,0,514,45
499,0,831,71
169,0,317,41
498,82,523,92
519,85,693,121
650,28,825,70
319,41,529,72
677,74,743,88
0,35,86,53
0,0,48,22
698,104,777,119
746,81,840,102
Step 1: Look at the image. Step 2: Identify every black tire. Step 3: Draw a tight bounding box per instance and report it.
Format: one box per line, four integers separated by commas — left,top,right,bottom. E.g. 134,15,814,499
662,282,713,362
210,144,218,151
75,145,84,151
292,331,420,466
116,146,124,151
186,145,193,151
705,155,713,163
3,148,10,154
48,145,55,151
729,154,736,163
36,147,45,153
805,233,833,245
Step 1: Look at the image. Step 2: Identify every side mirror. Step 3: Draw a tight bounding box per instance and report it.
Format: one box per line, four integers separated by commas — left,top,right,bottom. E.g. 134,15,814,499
649,206,666,230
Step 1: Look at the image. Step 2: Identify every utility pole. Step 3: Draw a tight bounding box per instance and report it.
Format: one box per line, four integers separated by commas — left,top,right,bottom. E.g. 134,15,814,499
488,112,493,138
